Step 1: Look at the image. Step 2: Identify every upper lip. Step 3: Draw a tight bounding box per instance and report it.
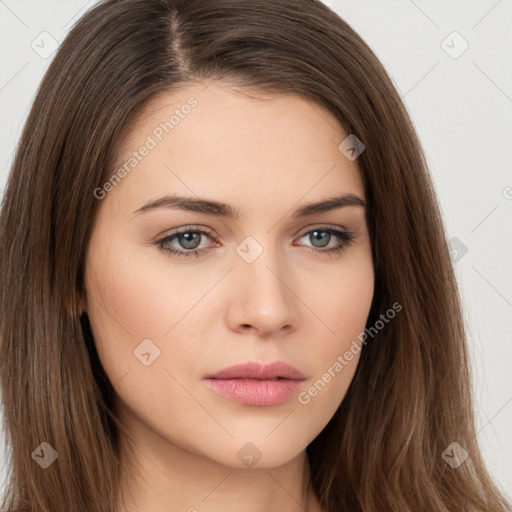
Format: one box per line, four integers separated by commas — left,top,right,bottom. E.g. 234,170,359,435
205,361,306,380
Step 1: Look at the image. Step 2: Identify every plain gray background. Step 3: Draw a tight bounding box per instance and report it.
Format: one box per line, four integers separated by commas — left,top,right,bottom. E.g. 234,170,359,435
0,0,511,501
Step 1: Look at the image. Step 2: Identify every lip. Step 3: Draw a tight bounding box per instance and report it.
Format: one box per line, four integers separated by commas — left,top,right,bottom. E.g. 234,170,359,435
205,361,306,380
204,361,306,406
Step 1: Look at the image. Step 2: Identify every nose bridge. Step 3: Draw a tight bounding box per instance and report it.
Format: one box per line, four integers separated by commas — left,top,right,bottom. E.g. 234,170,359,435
230,233,296,333
236,234,287,296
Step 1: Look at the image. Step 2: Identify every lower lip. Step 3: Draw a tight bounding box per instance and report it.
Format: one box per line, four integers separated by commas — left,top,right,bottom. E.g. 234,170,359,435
204,378,304,406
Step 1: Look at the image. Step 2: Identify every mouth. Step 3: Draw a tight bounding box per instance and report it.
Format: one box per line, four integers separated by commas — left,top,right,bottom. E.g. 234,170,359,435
203,361,306,406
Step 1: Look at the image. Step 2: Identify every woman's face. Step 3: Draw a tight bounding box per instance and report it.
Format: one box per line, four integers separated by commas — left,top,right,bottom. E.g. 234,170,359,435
84,81,374,469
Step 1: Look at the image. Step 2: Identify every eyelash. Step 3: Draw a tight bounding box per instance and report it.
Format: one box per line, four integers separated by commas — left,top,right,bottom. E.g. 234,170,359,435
156,225,356,259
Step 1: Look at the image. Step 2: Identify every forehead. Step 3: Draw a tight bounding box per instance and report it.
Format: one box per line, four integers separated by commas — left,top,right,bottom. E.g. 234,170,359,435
107,81,365,215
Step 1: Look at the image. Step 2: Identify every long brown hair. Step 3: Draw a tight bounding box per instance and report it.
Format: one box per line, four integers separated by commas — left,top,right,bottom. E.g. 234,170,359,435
0,1,510,511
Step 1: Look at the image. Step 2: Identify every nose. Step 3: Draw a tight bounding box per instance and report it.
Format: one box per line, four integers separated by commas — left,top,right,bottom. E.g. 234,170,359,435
224,242,299,337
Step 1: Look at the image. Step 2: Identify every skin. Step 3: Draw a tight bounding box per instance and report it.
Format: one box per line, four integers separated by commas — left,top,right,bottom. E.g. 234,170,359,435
83,80,374,512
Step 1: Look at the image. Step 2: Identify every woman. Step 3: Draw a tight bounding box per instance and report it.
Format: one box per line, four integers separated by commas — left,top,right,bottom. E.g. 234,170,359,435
0,0,509,511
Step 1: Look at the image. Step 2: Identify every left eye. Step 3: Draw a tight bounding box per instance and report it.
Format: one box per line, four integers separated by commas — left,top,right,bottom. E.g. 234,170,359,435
297,229,346,249
156,226,355,259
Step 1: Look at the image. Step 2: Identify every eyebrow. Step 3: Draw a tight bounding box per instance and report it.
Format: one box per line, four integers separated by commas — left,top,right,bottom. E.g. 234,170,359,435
132,193,366,219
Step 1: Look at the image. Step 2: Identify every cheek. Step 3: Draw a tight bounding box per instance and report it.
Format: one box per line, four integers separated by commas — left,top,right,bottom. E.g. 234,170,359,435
84,237,225,390
86,243,211,341
302,249,375,346
295,253,374,407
